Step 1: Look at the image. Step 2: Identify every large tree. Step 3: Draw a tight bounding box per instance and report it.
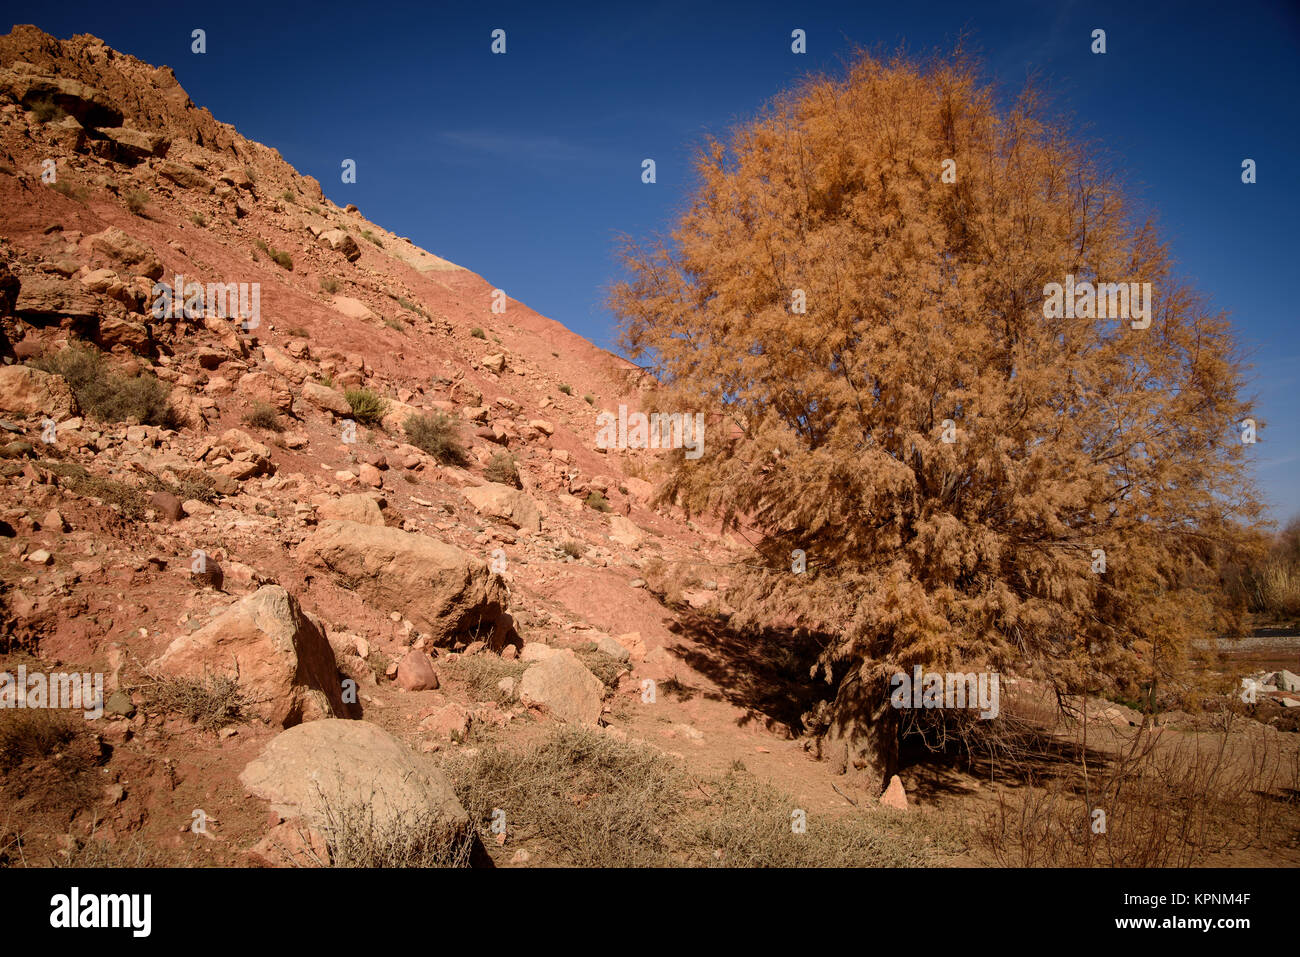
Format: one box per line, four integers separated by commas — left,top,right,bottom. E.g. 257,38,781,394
610,52,1262,794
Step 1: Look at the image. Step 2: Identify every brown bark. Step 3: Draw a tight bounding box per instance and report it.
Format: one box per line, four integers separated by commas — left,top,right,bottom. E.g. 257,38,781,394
819,664,899,797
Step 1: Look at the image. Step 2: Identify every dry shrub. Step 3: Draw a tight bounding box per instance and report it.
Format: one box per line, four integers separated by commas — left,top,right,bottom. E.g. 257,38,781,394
980,718,1300,867
139,673,248,730
242,402,284,433
300,798,475,868
0,709,102,813
440,654,525,702
484,452,519,487
404,412,465,464
442,727,966,867
345,388,387,426
31,345,182,428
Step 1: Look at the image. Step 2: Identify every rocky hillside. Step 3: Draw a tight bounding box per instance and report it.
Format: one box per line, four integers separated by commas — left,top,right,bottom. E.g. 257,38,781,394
0,24,809,867
2,25,1294,870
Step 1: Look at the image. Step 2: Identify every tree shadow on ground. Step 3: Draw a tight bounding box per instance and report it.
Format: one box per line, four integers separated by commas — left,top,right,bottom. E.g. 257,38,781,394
898,708,1120,802
665,606,829,737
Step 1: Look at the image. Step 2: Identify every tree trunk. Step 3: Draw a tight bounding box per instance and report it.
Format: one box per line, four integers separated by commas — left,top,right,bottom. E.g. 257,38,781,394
819,664,899,797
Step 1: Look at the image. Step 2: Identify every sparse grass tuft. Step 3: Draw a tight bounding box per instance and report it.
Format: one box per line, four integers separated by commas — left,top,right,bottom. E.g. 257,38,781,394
441,727,960,867
0,708,102,813
572,643,627,689
140,673,248,730
558,384,572,396
242,402,284,432
255,238,293,270
484,452,519,487
320,276,339,294
404,412,466,465
31,345,182,428
306,796,475,867
441,655,526,702
50,179,89,201
584,490,611,512
470,327,486,340
560,540,584,559
124,190,149,215
344,388,388,426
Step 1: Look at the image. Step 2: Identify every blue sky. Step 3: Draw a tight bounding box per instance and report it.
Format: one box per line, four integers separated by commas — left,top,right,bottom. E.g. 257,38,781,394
14,0,1300,522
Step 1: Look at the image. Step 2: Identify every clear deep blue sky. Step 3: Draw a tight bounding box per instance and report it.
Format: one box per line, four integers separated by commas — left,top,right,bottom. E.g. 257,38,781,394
12,0,1300,522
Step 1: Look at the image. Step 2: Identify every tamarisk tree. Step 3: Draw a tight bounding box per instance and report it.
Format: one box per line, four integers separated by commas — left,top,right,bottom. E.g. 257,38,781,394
610,52,1262,793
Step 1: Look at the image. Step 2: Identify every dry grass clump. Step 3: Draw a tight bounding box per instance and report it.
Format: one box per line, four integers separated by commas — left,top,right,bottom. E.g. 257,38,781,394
483,452,519,487
138,673,248,730
344,388,388,426
0,709,102,813
442,727,965,867
980,716,1300,867
31,344,182,428
304,799,475,868
242,402,284,432
440,655,525,702
404,412,465,464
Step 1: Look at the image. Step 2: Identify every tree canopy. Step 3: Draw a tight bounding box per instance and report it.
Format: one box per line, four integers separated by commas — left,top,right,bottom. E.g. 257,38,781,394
610,51,1262,790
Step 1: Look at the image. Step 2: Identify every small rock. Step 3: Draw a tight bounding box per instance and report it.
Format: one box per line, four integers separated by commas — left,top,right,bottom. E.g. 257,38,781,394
149,490,185,522
396,650,439,691
880,774,908,810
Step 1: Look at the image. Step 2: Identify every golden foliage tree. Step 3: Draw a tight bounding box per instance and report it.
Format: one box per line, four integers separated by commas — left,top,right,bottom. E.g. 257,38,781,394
610,52,1262,793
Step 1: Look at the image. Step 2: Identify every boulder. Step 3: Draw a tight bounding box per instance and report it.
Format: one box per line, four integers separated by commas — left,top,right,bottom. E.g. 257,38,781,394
151,585,355,727
608,514,643,547
396,651,439,691
380,400,421,434
148,490,184,522
330,295,374,321
239,719,468,841
518,649,605,726
156,160,213,191
318,230,361,262
237,370,293,413
297,520,511,645
462,482,542,532
95,314,151,354
100,126,170,161
302,379,350,415
519,643,556,662
87,227,164,280
317,493,384,526
14,277,108,320
593,634,631,662
1275,670,1300,693
0,365,77,419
